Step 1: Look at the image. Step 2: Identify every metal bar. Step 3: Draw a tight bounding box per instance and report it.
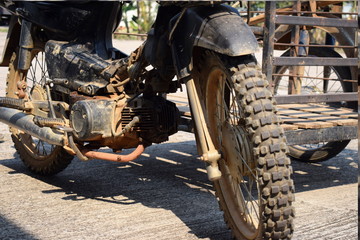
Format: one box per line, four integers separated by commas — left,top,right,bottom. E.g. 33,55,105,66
18,20,34,70
273,57,358,66
0,107,64,146
275,11,358,15
239,11,265,14
274,43,357,49
275,15,358,28
113,32,147,37
272,73,357,82
262,1,276,87
275,92,358,104
241,11,358,15
285,126,358,145
288,0,302,94
185,78,221,181
342,79,358,82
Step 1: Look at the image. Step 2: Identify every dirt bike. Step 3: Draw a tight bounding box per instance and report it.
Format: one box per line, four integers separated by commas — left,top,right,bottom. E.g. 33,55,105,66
0,1,294,239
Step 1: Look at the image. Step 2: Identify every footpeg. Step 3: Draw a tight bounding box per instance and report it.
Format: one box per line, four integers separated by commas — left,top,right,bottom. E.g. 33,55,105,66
0,97,29,110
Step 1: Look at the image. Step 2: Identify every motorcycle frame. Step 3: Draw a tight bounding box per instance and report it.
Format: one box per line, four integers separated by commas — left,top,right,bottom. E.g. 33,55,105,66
0,2,260,181
0,1,125,67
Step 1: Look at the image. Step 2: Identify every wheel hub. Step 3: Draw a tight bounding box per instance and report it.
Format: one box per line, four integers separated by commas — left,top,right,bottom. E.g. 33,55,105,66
31,84,47,101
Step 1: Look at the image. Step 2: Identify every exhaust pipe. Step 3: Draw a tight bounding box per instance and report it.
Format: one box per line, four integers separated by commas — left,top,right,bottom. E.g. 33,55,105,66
0,107,64,146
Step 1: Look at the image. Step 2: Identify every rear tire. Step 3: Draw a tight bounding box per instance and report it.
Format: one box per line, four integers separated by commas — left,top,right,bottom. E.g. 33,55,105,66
193,50,295,239
6,50,73,176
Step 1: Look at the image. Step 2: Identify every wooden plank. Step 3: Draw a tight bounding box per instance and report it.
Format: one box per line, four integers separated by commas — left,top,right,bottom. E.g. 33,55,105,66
280,116,333,129
278,108,334,122
167,94,187,99
278,104,311,109
279,104,358,127
172,101,188,107
180,111,191,117
278,109,303,114
281,124,299,130
278,112,333,125
335,113,357,119
278,103,358,119
282,103,347,112
310,105,358,119
324,118,357,126
313,108,357,119
292,114,357,126
278,109,358,127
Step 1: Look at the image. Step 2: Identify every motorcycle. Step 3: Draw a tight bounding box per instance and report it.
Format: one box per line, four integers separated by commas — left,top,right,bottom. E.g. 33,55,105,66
0,1,294,239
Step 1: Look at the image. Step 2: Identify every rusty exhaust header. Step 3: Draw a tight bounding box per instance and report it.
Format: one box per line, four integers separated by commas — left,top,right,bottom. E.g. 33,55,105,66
81,144,145,163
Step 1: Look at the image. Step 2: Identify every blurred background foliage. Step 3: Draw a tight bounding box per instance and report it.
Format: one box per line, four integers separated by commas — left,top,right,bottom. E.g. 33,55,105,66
116,1,357,41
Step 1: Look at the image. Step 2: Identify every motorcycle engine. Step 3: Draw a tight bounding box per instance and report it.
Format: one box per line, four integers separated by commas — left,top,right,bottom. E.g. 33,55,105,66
70,96,180,149
121,96,179,144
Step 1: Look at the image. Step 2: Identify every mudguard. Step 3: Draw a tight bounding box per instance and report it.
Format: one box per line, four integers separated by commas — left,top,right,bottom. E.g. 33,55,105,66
170,4,259,79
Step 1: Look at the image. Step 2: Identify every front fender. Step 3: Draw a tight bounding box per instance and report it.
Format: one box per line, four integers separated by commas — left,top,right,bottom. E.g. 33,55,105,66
170,4,259,79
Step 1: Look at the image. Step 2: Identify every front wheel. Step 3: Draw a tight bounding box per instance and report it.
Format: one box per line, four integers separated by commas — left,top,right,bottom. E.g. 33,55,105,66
6,50,73,176
193,50,295,239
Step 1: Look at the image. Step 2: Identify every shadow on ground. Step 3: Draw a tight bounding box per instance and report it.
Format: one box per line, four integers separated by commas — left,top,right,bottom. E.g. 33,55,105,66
0,139,358,239
1,140,231,239
291,144,358,192
0,214,39,240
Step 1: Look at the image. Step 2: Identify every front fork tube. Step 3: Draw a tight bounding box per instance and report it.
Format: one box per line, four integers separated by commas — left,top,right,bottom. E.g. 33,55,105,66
18,20,34,71
185,78,222,181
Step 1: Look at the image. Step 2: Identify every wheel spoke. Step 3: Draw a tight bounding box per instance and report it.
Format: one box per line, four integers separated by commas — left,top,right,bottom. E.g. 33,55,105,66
34,139,40,153
35,55,47,85
231,176,255,224
28,66,35,85
235,177,260,225
18,51,56,158
42,140,48,155
33,57,38,84
329,80,340,93
218,72,261,226
240,179,260,208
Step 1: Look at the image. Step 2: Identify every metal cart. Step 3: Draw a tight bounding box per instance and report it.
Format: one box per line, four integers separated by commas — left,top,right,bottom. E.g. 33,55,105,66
252,0,358,162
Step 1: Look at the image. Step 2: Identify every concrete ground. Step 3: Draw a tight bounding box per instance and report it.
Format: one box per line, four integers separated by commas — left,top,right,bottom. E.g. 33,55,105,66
0,31,358,240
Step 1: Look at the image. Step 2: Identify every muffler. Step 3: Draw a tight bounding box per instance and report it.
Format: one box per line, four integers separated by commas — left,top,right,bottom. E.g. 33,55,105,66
0,107,64,146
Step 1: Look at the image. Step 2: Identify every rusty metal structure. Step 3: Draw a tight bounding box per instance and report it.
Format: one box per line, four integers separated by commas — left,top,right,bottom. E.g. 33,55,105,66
248,0,358,161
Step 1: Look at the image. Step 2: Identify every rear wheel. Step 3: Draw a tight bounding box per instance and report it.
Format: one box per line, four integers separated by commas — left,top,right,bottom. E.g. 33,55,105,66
6,50,73,175
273,47,352,162
193,50,295,239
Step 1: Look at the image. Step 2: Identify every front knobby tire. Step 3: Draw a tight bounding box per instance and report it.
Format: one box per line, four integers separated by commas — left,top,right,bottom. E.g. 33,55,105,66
193,50,295,240
6,51,73,176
